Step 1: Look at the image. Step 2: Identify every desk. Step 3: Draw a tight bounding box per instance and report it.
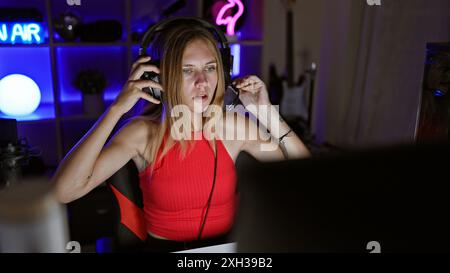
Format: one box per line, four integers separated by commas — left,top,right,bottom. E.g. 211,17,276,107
174,242,237,253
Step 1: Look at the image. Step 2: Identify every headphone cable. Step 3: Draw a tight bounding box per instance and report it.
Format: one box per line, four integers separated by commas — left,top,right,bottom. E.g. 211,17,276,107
197,140,218,241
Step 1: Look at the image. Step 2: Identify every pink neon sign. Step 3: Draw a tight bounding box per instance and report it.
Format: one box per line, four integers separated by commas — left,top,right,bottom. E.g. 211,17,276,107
215,0,244,36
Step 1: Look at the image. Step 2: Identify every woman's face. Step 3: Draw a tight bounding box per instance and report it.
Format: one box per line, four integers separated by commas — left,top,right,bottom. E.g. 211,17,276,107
180,39,218,113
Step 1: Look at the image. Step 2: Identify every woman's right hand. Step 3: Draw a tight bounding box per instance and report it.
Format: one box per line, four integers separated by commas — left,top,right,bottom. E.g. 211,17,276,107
111,56,163,115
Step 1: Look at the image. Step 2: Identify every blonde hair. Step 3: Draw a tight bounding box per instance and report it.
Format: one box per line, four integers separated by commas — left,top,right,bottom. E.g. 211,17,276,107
140,23,226,167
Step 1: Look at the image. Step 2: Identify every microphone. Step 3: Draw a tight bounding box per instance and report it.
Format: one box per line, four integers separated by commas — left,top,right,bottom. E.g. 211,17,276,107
225,84,240,111
0,138,41,191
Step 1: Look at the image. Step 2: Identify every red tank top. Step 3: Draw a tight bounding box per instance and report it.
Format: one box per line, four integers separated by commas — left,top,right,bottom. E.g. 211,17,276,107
139,132,237,241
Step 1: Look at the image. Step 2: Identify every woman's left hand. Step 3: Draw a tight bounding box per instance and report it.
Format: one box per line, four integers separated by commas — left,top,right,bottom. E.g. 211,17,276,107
233,75,271,110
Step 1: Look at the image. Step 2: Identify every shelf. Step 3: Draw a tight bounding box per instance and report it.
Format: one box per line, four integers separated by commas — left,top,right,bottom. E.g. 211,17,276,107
60,115,102,122
54,42,130,47
0,0,264,165
55,47,127,104
15,118,55,125
130,40,263,46
0,103,55,122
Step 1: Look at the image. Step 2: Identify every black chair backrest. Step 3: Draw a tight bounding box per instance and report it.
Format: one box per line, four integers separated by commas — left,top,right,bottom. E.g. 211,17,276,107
106,160,148,251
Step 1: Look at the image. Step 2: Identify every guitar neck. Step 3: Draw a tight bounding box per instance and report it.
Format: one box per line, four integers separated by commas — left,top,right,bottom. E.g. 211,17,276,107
286,9,294,87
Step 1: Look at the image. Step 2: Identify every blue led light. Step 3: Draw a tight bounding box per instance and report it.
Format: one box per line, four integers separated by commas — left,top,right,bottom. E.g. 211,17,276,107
433,89,445,97
0,74,42,116
56,46,127,103
0,22,45,44
231,44,241,76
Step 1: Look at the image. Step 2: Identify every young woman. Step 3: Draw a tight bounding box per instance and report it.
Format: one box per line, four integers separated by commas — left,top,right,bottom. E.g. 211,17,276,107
52,18,310,252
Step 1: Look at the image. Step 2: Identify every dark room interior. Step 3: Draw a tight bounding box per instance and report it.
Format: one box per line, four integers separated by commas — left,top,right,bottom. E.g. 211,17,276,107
0,0,449,257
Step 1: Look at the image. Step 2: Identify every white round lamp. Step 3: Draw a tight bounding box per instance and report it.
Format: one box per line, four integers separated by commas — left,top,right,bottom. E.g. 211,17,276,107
0,74,41,116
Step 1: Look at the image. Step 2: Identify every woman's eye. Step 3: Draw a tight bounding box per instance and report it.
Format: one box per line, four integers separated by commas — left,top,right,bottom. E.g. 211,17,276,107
205,66,216,72
183,68,193,75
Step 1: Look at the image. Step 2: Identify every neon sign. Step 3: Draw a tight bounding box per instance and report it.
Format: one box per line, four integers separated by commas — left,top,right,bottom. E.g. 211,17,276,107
0,22,44,44
215,0,244,36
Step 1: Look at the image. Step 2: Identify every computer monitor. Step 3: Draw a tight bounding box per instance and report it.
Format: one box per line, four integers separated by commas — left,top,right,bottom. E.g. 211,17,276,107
234,141,450,253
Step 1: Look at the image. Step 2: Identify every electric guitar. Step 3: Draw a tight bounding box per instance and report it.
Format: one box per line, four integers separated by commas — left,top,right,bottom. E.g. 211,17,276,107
269,0,318,134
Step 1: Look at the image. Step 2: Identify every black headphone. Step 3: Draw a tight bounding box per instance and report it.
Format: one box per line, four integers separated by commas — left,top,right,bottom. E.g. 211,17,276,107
138,16,234,102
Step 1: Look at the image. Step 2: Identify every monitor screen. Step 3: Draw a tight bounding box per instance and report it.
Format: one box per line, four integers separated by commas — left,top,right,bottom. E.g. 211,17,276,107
235,141,450,253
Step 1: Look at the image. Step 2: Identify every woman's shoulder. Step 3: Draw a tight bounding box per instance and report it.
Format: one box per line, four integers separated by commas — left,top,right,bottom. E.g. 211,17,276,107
122,116,159,135
119,117,160,171
117,116,159,151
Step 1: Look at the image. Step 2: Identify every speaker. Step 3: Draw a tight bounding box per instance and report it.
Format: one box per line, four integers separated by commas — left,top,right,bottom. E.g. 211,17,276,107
415,43,450,141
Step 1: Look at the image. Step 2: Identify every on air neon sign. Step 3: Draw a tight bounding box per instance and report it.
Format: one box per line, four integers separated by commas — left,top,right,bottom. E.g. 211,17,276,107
215,0,244,36
0,22,44,44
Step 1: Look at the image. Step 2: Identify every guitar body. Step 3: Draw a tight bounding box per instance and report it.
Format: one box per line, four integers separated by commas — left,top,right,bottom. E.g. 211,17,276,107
280,82,308,121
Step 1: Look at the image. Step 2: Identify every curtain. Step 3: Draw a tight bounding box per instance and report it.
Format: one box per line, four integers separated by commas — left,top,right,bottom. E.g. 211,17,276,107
313,0,450,148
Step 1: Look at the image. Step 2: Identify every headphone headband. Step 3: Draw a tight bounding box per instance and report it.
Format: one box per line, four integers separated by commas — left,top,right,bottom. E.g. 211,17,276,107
138,16,233,89
139,16,230,56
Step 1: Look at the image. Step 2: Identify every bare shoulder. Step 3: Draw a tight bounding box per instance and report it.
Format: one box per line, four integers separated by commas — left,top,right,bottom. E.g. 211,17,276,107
116,116,152,137
112,116,156,154
111,116,159,171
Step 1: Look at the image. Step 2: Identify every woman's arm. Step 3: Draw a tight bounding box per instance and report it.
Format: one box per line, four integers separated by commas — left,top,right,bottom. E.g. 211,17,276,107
250,104,310,159
52,56,162,203
233,75,311,161
52,112,148,203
